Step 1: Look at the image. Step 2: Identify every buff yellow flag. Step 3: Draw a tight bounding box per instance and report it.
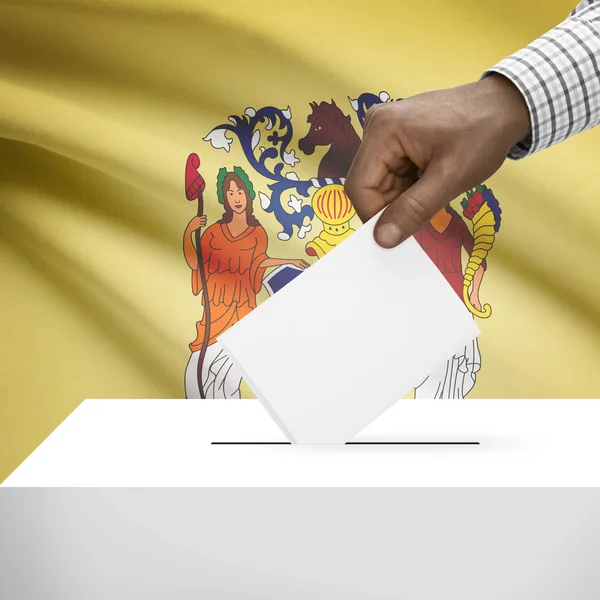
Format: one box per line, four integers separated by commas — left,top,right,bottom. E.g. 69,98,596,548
1,0,599,481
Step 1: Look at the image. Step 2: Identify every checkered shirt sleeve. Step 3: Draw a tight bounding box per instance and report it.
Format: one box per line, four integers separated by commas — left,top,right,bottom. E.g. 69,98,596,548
483,1,600,159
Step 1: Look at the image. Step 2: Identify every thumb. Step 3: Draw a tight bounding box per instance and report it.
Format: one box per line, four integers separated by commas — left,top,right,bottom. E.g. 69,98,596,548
373,163,456,248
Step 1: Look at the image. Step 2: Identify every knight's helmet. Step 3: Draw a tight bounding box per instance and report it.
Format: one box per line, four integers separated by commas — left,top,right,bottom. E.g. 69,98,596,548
305,184,356,258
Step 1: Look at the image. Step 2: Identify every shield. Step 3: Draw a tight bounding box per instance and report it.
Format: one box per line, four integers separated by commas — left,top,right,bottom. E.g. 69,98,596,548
263,265,305,296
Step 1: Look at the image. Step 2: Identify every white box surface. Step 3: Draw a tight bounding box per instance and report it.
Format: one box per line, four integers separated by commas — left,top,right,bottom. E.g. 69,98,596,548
4,399,600,487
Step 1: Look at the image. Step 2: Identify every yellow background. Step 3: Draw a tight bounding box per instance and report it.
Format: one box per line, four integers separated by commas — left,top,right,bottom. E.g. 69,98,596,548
1,0,599,482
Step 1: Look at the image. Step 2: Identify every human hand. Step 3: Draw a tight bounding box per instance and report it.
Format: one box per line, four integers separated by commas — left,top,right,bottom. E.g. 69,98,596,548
469,292,482,312
187,215,208,232
345,74,530,248
290,259,310,269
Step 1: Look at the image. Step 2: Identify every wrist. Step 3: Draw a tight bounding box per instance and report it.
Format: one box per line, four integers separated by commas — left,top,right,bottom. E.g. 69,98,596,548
477,73,531,147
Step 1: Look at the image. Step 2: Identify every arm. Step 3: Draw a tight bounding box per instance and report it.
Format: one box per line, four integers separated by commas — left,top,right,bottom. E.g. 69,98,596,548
260,258,310,269
251,228,309,270
468,266,485,311
345,1,600,248
183,215,208,271
483,0,600,158
249,229,309,290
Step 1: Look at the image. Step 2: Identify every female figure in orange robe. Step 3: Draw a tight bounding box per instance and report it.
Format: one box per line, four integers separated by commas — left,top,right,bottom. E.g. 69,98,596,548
183,167,308,398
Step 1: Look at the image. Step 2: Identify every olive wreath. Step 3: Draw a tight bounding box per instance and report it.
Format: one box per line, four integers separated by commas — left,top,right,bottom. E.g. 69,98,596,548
216,166,256,205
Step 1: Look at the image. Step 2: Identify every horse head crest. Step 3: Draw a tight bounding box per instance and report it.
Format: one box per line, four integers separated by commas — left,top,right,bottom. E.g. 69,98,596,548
298,98,362,178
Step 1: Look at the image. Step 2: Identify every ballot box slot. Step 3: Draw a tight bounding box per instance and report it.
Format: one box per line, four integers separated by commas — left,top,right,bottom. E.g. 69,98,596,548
346,441,480,445
211,441,480,445
211,442,291,445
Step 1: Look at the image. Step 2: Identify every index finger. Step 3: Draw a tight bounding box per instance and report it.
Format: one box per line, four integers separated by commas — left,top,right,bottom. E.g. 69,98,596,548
344,132,391,223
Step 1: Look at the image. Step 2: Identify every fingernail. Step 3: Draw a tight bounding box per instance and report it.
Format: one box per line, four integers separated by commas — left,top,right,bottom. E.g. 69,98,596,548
375,222,403,248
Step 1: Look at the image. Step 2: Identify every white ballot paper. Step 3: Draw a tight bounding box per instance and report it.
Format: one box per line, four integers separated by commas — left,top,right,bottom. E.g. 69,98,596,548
219,216,480,444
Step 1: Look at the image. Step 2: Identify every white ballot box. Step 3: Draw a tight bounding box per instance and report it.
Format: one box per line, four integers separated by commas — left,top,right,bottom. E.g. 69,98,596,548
2,400,600,600
3,399,600,486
